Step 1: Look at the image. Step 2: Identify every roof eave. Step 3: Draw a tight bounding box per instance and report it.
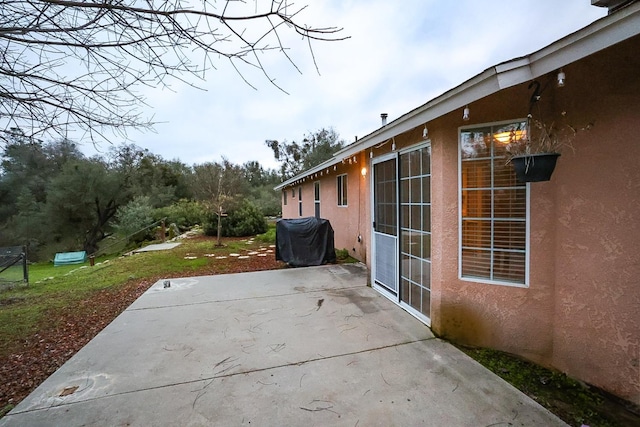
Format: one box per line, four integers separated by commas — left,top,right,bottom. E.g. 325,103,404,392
275,2,640,191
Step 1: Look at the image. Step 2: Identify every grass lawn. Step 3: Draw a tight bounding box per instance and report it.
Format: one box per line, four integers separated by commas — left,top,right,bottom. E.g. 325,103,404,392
0,236,278,358
0,231,290,416
457,346,639,427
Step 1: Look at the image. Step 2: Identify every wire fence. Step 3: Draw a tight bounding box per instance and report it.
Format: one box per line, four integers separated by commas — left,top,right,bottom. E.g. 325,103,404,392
0,219,168,288
0,245,28,289
90,218,168,259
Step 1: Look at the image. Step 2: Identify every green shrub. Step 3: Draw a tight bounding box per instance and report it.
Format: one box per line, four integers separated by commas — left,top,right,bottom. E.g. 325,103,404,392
223,201,268,237
202,201,267,238
202,210,218,237
256,224,276,244
206,201,266,237
113,196,155,243
335,248,349,260
154,199,206,230
335,248,358,263
167,223,180,239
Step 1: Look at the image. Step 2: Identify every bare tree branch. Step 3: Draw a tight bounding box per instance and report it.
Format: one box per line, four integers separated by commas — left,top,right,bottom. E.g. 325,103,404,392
0,0,348,145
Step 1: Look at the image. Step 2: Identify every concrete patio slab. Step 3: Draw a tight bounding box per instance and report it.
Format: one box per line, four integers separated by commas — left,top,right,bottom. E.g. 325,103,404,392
1,264,567,426
133,242,181,252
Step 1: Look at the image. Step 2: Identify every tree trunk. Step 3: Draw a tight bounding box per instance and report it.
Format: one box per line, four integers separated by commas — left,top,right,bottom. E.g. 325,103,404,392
83,197,118,255
216,207,223,247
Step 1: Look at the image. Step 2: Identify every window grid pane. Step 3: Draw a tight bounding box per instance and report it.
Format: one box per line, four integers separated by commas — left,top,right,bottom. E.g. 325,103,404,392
399,146,431,319
460,122,527,285
337,174,348,206
374,160,397,236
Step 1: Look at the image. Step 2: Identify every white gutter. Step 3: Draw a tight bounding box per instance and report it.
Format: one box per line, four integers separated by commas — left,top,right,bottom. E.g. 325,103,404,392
275,1,640,191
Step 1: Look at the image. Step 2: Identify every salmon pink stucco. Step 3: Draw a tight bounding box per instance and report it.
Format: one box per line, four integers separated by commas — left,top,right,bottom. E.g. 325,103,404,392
276,4,640,405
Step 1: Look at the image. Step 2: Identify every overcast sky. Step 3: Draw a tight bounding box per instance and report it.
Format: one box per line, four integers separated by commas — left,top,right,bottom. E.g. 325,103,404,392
83,0,606,169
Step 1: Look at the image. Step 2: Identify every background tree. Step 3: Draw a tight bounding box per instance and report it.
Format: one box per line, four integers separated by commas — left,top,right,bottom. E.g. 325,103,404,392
46,158,127,255
0,130,85,253
0,130,306,259
1,1,346,146
266,127,346,179
107,143,192,206
192,159,247,246
241,161,281,216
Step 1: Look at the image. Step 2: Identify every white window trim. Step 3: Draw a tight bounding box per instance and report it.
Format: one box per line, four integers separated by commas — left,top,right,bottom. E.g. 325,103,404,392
298,186,303,216
314,181,321,217
457,119,530,288
337,174,348,207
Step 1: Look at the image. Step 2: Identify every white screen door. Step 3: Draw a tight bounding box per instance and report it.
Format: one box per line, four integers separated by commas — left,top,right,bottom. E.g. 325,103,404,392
372,156,398,293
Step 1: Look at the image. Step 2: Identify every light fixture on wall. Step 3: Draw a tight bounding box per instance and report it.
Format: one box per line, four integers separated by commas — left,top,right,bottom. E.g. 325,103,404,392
361,167,367,176
422,125,429,139
462,105,470,121
369,149,373,159
557,68,566,87
391,137,396,151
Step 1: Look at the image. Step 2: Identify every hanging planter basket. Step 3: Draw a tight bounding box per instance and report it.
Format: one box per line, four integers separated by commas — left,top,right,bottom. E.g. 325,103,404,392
510,153,560,183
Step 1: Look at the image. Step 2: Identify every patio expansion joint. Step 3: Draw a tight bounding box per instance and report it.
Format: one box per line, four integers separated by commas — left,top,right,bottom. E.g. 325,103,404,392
6,337,436,417
128,285,368,311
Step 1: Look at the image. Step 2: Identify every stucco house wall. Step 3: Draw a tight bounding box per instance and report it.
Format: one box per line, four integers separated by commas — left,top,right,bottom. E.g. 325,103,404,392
279,152,370,263
276,8,640,405
430,35,640,404
550,35,640,403
427,38,639,404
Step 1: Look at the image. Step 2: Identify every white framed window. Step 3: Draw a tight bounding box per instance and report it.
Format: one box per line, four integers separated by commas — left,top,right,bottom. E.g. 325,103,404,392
298,186,303,216
314,181,320,218
337,174,348,206
283,189,287,205
459,120,529,286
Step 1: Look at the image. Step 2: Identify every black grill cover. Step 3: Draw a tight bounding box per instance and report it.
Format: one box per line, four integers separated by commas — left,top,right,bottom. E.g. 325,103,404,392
275,217,336,267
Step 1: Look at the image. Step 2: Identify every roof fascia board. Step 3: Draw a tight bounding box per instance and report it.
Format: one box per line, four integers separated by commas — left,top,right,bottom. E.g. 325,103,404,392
335,68,503,160
336,4,640,161
274,155,340,190
528,1,640,76
278,61,534,188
